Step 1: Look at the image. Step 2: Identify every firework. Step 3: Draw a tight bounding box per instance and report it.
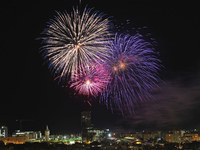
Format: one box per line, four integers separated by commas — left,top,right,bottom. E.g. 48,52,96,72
70,62,109,96
101,33,161,114
39,6,112,81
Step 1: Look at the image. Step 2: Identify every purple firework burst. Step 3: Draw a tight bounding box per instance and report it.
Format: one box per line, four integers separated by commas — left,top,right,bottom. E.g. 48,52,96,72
101,33,161,114
70,62,110,96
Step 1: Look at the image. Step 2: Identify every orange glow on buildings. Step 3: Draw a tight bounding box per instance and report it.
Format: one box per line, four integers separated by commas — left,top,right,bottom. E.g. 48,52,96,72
184,133,199,141
166,133,173,143
0,136,28,144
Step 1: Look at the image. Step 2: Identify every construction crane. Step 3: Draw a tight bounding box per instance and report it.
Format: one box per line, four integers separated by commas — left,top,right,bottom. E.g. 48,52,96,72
16,119,34,131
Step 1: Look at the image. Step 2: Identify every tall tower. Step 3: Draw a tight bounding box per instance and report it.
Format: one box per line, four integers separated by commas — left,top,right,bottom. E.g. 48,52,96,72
45,125,50,141
81,111,92,128
81,111,93,143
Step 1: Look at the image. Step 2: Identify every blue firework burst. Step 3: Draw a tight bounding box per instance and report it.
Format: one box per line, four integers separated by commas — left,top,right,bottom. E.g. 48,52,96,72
101,33,161,114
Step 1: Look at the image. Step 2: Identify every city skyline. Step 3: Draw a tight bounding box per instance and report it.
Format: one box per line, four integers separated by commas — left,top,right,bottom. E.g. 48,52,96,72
1,0,200,135
1,111,200,139
0,123,200,149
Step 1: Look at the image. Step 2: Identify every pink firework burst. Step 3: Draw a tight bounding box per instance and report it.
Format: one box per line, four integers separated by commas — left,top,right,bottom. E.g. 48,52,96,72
70,63,110,96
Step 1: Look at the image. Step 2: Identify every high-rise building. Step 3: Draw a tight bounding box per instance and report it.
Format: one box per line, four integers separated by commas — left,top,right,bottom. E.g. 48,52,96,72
81,111,107,143
81,111,92,129
0,126,8,137
45,125,50,141
81,111,93,143
165,130,185,143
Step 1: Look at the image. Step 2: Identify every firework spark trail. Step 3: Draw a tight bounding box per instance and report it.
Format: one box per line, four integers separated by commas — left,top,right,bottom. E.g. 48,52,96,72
87,101,92,106
39,6,112,81
101,33,161,114
70,62,110,96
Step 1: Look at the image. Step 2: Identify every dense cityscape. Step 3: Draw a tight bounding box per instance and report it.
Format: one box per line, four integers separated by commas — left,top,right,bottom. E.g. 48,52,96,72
0,111,200,150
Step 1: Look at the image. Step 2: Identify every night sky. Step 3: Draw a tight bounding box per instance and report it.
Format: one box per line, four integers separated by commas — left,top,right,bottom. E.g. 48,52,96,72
1,0,200,135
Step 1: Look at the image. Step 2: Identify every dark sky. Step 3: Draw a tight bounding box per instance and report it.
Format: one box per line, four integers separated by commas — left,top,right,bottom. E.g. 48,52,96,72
1,0,200,135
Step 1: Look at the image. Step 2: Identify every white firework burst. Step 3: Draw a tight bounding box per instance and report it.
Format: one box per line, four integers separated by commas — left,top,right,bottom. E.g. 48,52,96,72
40,6,112,81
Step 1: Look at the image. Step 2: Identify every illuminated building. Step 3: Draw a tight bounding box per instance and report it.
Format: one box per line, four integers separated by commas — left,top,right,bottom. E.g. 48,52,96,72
123,132,141,140
0,136,28,144
172,130,184,143
182,135,193,143
143,132,154,142
165,130,185,143
87,128,107,142
81,111,93,129
81,111,93,143
184,133,199,141
45,125,50,141
12,130,42,141
81,111,107,143
0,126,8,137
